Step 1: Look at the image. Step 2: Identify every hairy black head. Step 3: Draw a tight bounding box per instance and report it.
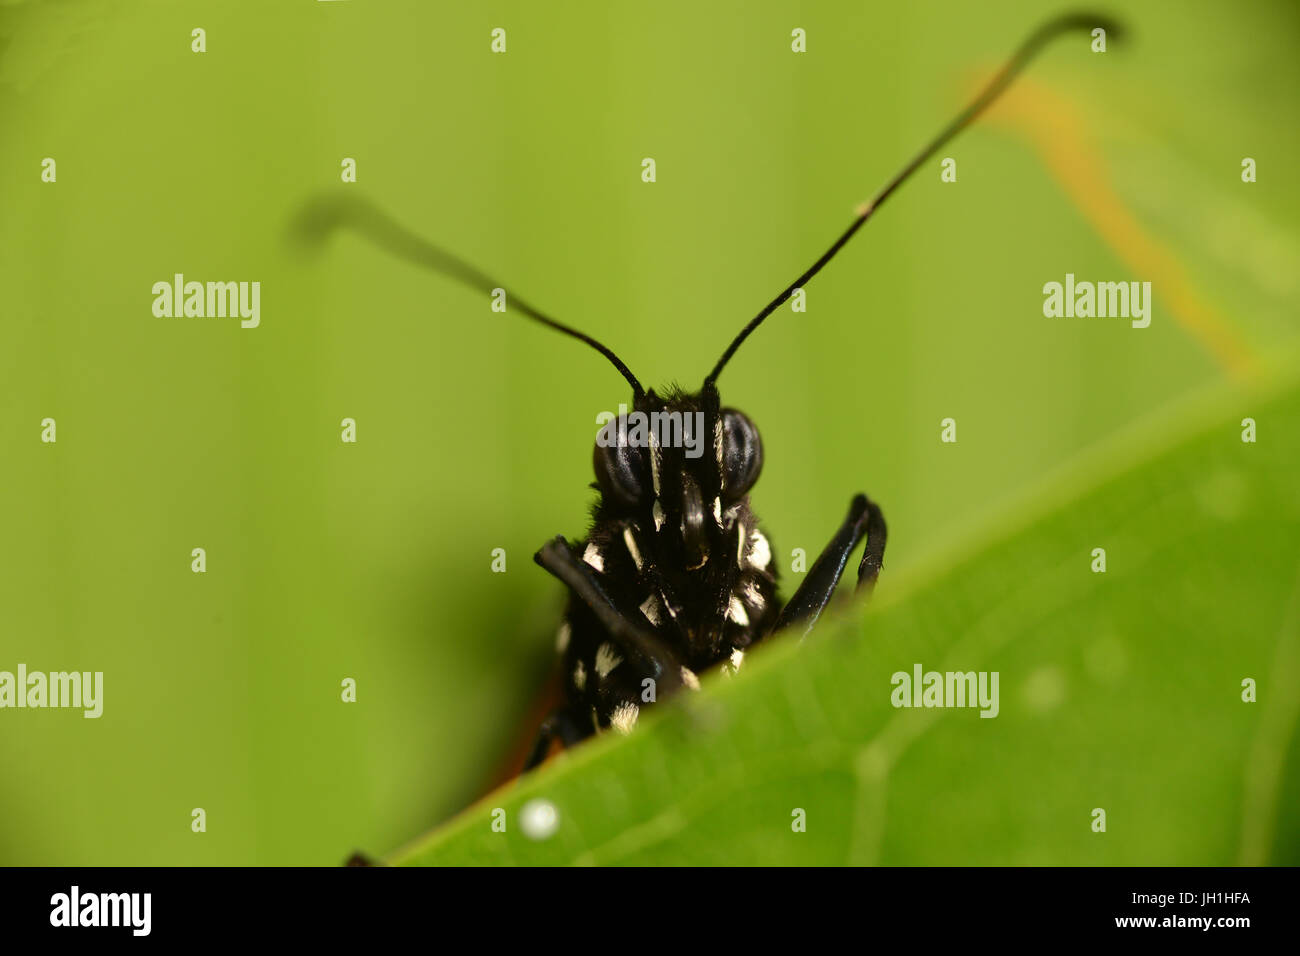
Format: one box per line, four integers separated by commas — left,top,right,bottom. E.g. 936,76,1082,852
580,383,776,667
592,384,764,568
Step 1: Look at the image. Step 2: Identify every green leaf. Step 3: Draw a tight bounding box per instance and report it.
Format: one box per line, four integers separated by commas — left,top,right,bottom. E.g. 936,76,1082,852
391,370,1300,866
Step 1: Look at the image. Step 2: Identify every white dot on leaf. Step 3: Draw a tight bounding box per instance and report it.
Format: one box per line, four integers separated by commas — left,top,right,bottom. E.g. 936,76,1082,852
520,799,559,840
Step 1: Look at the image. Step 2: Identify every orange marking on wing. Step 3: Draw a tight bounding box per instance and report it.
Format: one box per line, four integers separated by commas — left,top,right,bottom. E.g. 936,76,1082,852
480,666,567,796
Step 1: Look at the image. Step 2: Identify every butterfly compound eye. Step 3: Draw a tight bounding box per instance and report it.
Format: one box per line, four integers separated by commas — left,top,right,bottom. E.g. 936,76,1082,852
593,436,649,507
719,408,762,500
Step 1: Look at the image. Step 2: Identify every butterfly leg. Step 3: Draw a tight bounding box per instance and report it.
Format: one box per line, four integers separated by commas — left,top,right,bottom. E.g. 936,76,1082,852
522,709,586,772
772,493,887,637
533,537,683,688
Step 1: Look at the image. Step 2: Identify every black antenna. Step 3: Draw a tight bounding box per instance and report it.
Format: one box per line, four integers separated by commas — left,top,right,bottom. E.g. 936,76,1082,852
705,12,1121,387
295,195,645,399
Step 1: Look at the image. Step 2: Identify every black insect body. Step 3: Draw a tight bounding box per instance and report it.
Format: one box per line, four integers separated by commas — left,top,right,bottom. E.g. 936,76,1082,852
298,13,1119,773
536,385,886,759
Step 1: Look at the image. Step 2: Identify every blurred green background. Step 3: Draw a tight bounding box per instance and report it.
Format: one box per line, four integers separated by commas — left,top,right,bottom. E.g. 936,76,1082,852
1,0,1296,864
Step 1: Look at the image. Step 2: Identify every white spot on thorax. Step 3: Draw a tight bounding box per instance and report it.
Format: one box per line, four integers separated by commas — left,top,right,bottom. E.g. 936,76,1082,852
639,593,663,626
573,659,587,691
680,667,700,690
714,419,725,485
722,648,745,677
712,496,722,527
726,594,749,627
742,580,764,609
652,499,666,531
623,525,644,571
747,531,771,571
649,432,662,496
555,620,571,654
661,592,679,618
582,542,604,573
610,700,639,734
595,642,623,678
